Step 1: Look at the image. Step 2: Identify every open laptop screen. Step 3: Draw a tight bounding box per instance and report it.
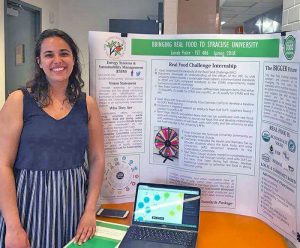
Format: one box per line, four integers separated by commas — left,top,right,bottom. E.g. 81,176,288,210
132,183,201,231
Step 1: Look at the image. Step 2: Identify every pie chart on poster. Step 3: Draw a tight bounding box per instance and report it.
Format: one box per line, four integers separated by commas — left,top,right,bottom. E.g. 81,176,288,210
155,127,179,159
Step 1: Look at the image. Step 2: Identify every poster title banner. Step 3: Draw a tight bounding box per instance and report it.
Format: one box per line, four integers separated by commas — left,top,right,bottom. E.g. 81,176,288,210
131,39,279,57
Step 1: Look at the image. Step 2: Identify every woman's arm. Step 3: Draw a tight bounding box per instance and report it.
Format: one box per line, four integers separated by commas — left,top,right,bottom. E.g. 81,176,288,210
0,90,30,248
74,95,105,245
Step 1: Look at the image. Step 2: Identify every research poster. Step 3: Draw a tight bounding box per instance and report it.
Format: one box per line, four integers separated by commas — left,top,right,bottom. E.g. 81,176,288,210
89,31,300,247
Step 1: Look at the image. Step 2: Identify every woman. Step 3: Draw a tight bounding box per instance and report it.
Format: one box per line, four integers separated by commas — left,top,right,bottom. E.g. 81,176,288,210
0,29,105,247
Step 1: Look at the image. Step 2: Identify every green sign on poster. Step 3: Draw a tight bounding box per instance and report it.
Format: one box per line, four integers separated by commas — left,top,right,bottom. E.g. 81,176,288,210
284,35,296,60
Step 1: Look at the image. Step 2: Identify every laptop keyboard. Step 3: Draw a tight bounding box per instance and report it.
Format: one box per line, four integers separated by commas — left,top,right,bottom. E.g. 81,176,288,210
127,225,196,247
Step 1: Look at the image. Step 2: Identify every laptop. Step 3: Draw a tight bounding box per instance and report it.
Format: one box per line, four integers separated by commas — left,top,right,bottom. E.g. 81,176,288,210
119,182,201,248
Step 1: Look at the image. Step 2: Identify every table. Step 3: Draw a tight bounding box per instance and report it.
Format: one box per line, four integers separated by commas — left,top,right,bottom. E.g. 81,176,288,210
99,202,288,248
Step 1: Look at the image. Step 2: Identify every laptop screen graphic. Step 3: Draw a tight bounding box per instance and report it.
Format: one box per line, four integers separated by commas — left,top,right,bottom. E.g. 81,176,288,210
133,185,200,230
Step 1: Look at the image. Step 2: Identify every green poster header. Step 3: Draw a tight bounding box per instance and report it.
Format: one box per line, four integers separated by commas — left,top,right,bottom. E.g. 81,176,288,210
131,39,279,57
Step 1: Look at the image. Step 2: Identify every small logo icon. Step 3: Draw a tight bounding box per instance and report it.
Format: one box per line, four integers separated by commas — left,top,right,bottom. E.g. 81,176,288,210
269,145,274,154
262,131,271,142
288,139,296,153
262,153,270,162
288,165,294,172
283,151,289,161
284,35,296,60
116,171,124,180
104,36,126,59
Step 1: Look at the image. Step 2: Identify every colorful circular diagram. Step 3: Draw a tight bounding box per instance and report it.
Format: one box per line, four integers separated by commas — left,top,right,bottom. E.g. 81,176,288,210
155,127,179,158
102,156,139,198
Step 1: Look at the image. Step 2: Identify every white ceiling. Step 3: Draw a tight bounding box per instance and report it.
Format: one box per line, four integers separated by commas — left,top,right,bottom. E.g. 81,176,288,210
220,0,283,28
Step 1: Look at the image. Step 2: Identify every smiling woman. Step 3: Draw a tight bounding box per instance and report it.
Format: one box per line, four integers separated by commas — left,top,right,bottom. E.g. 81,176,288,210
0,29,105,248
36,36,77,118
28,29,84,108
38,37,74,85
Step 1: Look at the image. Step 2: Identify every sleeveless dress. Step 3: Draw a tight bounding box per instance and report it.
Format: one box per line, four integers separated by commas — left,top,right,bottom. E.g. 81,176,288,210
0,88,89,248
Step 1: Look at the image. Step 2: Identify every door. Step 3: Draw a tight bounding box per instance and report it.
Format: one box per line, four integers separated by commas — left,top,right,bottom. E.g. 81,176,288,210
5,0,41,97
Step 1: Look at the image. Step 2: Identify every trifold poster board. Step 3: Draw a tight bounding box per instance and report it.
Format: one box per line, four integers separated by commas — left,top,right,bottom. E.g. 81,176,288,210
64,220,128,248
89,31,300,247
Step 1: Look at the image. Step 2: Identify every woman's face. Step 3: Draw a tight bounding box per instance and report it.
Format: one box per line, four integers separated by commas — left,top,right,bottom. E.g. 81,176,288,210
37,36,74,86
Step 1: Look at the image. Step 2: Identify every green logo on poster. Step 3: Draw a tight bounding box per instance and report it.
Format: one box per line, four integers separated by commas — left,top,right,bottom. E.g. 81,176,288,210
284,35,296,60
104,36,126,59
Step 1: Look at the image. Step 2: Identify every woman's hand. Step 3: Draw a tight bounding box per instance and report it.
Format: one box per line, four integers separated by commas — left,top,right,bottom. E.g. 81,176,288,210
5,225,30,248
74,211,96,245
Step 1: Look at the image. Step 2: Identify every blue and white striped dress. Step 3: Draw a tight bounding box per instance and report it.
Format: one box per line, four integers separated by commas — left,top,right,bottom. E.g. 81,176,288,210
0,88,89,248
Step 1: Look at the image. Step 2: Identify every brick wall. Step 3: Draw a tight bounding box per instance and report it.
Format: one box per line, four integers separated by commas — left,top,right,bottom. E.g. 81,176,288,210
282,0,300,31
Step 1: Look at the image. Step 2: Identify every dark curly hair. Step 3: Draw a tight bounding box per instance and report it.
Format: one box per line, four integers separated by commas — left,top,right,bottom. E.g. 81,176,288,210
26,29,84,107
